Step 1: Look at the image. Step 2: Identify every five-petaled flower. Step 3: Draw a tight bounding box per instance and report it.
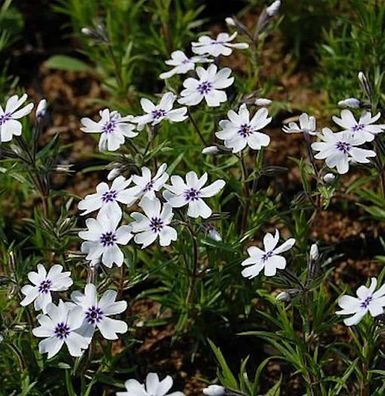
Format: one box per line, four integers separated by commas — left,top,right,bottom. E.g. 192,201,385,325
216,104,271,153
20,264,73,313
163,171,225,219
71,283,128,340
81,109,137,151
78,176,135,216
0,94,33,143
134,93,187,130
332,109,385,143
130,198,177,248
116,372,184,396
32,300,90,358
125,163,169,204
160,50,211,79
336,278,385,326
191,32,248,57
178,64,234,107
241,229,295,278
311,128,376,174
282,113,317,135
79,210,133,267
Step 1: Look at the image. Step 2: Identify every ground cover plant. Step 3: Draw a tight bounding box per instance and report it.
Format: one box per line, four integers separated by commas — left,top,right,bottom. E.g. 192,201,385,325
2,0,385,395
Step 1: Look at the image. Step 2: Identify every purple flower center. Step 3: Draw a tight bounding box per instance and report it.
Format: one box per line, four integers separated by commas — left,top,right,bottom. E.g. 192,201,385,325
360,295,373,308
238,123,254,138
352,123,365,132
102,190,118,203
262,251,274,262
182,59,191,64
54,322,70,339
38,279,52,294
0,112,11,125
151,109,166,120
149,217,164,233
85,306,104,324
336,141,351,154
100,232,117,247
184,188,201,201
143,180,154,192
197,81,213,95
103,120,117,134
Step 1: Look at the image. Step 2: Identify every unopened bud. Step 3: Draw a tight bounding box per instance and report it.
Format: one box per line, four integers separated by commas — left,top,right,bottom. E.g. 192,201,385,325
338,98,361,109
107,168,121,180
266,0,281,17
225,17,236,27
358,71,372,98
208,227,222,242
36,99,47,119
202,146,220,155
323,173,335,184
81,27,93,36
310,243,319,261
255,97,272,106
203,385,226,396
276,291,290,302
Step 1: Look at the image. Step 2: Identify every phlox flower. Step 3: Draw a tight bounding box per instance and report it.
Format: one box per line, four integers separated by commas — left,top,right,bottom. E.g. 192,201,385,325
178,65,234,107
241,229,295,278
116,372,184,396
282,113,317,135
32,300,90,358
332,109,385,143
125,163,169,204
0,94,33,142
311,128,376,174
20,264,73,313
79,209,133,267
71,283,127,340
134,93,187,130
130,198,177,248
216,104,271,153
78,176,135,216
81,109,137,151
336,278,385,326
159,50,210,79
191,32,248,57
163,171,225,219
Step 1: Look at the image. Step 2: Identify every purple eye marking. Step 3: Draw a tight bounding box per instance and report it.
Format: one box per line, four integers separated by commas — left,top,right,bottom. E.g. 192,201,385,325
0,113,11,125
151,109,166,120
102,190,118,203
184,188,201,201
352,123,365,132
261,251,274,262
149,217,164,233
103,120,117,134
85,306,104,324
100,232,117,247
238,123,254,138
336,141,351,154
38,279,52,294
360,296,373,308
197,81,213,95
143,180,154,192
54,322,70,339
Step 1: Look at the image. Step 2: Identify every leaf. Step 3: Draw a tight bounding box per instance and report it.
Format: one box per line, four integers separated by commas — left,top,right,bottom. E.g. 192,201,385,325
266,377,282,396
44,55,90,72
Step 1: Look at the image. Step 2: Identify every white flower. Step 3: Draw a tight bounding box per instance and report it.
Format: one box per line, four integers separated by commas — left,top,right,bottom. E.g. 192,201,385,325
332,109,385,142
159,50,211,79
134,93,187,130
163,171,225,219
216,104,271,153
311,128,376,174
282,113,317,135
241,229,295,278
336,278,385,326
32,300,90,358
78,176,135,216
178,64,234,107
0,94,33,142
203,385,226,396
266,0,281,17
192,32,248,57
71,283,127,340
131,198,177,248
79,210,133,267
125,163,169,204
116,372,184,396
338,98,361,109
20,264,73,313
81,109,137,151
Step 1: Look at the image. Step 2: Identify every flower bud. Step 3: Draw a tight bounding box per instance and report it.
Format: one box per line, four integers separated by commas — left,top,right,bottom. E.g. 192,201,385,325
358,71,372,98
202,146,220,155
208,227,222,242
266,0,281,17
338,98,361,109
225,17,236,27
107,168,120,180
203,385,226,396
81,27,93,36
310,243,319,261
36,99,47,119
255,97,272,106
276,291,290,302
323,173,335,184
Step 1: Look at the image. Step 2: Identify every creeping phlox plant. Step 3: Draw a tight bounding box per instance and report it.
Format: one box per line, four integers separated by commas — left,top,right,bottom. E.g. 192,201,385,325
3,0,385,395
